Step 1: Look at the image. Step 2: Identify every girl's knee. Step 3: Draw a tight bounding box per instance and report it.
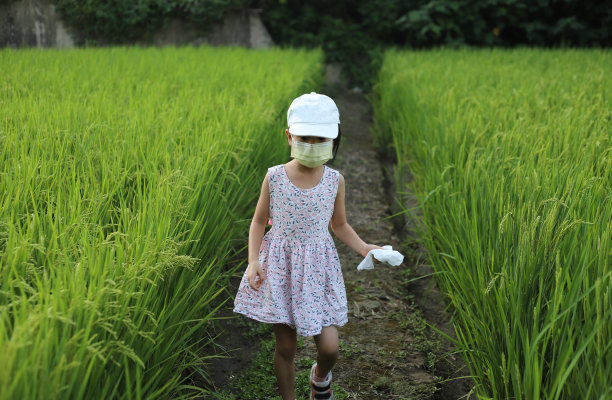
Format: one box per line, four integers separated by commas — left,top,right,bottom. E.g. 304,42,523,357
274,324,297,360
275,339,297,360
315,326,339,359
318,342,339,360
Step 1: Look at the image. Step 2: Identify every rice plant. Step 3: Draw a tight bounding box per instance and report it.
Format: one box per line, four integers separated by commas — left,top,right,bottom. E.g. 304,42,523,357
373,48,611,399
0,46,323,399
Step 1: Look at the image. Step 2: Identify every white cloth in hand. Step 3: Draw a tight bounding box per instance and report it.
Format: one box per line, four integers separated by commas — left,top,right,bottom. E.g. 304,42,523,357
357,245,404,270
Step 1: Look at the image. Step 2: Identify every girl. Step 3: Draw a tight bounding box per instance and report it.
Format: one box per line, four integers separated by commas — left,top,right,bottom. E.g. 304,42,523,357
233,92,382,400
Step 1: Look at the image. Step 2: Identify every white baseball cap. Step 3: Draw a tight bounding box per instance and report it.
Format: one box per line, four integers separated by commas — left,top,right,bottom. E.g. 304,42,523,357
287,92,340,139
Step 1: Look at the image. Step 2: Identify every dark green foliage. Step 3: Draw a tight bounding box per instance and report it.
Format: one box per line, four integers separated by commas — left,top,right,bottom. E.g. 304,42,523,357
53,0,246,45
53,0,166,44
257,0,612,48
391,0,612,47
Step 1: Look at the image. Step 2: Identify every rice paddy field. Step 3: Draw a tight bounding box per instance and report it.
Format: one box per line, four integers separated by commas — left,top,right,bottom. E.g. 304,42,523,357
373,49,611,399
0,46,322,399
2,44,611,400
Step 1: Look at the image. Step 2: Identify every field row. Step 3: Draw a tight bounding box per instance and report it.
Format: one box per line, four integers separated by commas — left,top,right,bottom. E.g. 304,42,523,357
374,49,611,399
0,47,322,399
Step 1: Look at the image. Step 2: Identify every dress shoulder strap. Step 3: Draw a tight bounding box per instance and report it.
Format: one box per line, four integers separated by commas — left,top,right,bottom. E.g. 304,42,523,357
325,166,340,196
266,165,284,226
268,165,279,181
266,164,283,190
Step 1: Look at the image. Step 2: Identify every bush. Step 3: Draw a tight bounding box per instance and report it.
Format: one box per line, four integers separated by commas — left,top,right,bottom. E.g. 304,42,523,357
391,0,612,47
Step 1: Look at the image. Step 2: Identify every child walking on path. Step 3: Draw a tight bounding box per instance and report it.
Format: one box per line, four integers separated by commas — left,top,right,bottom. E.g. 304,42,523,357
233,92,383,400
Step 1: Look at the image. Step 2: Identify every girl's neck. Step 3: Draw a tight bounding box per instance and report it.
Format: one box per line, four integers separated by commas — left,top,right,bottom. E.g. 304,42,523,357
283,161,326,191
287,160,324,175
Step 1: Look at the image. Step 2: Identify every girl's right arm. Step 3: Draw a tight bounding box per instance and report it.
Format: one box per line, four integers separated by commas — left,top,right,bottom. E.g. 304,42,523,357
247,173,270,290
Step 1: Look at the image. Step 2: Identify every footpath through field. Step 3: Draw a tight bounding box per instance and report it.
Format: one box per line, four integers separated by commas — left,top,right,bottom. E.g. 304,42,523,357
204,81,475,400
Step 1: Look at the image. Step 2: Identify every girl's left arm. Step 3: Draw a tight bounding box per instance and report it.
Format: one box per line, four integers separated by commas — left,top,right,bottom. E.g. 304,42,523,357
330,173,383,257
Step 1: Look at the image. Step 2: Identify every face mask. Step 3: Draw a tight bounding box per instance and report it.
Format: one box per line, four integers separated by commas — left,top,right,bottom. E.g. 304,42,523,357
290,136,333,168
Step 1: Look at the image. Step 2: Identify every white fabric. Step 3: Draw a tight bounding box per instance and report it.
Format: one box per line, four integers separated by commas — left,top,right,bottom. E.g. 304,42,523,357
287,92,340,139
357,245,404,270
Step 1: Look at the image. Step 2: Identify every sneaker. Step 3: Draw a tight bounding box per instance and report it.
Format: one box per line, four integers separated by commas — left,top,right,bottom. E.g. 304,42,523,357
310,362,333,400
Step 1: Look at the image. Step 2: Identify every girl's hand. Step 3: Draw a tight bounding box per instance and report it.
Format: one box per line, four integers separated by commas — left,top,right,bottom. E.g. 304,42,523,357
361,244,385,263
247,262,265,290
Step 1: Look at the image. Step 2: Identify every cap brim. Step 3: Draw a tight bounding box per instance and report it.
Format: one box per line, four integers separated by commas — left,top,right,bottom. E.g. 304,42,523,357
289,123,338,139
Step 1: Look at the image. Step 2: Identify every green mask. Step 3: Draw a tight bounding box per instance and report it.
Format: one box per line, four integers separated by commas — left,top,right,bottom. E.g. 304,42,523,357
290,138,333,168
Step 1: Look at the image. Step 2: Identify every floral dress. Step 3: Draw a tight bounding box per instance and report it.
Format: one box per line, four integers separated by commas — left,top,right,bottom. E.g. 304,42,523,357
233,164,348,336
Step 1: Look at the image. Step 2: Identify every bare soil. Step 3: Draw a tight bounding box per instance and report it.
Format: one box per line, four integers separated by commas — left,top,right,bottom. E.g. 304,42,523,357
199,81,475,399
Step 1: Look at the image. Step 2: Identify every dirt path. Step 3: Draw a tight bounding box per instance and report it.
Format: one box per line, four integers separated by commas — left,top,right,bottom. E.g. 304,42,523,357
201,82,474,399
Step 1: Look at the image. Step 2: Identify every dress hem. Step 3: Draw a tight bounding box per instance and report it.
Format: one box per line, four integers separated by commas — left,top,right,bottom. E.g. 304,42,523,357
233,307,348,337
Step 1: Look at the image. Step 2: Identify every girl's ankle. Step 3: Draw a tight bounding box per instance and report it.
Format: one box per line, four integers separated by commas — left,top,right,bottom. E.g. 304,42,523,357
313,365,330,382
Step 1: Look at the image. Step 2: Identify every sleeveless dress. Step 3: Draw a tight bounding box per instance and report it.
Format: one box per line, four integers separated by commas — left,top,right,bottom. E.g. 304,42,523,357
233,164,348,336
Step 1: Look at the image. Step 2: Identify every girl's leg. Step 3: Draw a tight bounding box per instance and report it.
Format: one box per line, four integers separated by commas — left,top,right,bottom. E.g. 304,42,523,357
313,325,339,378
273,323,297,400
